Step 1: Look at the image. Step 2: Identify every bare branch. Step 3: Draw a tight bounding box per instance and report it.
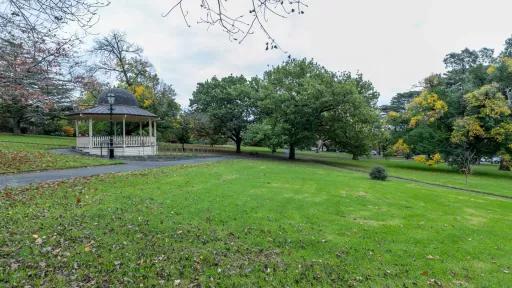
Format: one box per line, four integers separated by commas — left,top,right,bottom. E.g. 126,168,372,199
163,0,309,50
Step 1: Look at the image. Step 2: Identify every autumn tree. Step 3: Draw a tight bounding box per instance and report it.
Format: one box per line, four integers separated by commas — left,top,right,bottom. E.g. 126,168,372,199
451,84,512,170
87,32,180,140
0,33,77,133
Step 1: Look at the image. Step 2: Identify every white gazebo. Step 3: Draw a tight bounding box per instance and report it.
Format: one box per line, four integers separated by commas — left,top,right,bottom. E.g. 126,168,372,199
68,88,158,156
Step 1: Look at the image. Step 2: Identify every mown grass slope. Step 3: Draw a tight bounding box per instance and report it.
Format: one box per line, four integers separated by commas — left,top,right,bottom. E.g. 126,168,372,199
1,159,510,287
0,134,118,174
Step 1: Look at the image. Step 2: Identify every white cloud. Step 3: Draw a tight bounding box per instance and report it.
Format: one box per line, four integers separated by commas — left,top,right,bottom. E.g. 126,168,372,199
86,0,512,107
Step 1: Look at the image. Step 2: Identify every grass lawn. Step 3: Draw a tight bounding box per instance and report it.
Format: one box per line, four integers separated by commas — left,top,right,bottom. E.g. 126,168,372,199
1,159,510,287
293,151,512,198
0,134,119,174
208,144,512,198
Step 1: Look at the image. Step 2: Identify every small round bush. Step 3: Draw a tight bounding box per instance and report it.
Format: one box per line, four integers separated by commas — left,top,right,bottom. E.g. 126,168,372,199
369,166,387,181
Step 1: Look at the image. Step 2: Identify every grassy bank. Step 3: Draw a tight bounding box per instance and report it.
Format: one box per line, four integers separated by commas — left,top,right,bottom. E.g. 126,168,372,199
0,134,119,174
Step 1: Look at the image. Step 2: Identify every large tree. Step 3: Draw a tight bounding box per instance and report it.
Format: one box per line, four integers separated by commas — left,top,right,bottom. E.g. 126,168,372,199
190,75,254,153
451,84,512,170
259,58,336,160
0,33,76,133
91,31,143,87
320,73,380,160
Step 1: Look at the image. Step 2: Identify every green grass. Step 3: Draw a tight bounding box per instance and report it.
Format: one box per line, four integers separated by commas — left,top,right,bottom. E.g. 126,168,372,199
175,143,512,198
1,159,511,287
292,151,512,198
0,134,75,147
0,134,119,174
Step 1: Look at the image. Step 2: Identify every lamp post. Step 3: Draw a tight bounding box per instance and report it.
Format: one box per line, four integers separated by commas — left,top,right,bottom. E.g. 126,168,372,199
107,93,115,159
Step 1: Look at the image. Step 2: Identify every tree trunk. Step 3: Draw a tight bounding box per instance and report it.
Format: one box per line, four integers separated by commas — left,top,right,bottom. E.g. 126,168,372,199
235,138,242,153
352,154,359,160
13,119,22,134
181,142,185,152
499,158,511,171
288,144,296,160
271,147,276,154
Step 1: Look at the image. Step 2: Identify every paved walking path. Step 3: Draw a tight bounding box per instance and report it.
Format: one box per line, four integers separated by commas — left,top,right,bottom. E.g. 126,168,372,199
0,156,230,190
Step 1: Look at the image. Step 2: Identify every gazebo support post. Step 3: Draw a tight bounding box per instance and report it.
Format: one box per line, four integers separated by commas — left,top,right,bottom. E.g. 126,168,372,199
75,120,79,149
88,118,93,149
153,120,157,154
139,122,142,136
123,115,126,150
149,119,152,138
148,119,152,156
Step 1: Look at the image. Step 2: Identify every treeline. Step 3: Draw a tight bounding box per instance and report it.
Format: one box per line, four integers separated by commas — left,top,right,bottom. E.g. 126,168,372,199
177,58,381,160
383,36,512,171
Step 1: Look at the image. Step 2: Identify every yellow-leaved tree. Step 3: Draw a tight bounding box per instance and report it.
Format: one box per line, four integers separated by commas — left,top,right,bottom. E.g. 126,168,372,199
391,138,410,157
406,91,448,128
451,84,512,170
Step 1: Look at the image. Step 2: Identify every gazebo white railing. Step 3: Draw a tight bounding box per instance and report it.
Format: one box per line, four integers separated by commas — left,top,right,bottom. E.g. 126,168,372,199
76,136,156,148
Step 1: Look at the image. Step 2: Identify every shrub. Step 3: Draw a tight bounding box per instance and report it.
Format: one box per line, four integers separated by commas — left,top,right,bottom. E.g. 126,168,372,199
369,166,387,181
414,152,443,166
62,126,75,137
391,139,410,157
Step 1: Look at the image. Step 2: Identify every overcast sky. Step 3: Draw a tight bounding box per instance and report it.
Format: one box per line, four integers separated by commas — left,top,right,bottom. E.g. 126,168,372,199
87,0,512,107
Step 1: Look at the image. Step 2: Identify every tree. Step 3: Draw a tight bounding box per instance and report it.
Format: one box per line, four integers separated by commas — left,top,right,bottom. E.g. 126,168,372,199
321,73,380,160
91,31,143,87
191,75,254,153
1,0,107,38
451,84,512,170
404,124,446,157
88,33,180,141
171,111,193,151
500,35,512,58
390,139,411,158
259,58,336,160
0,33,75,134
188,111,226,146
406,90,448,128
388,91,420,113
0,0,103,134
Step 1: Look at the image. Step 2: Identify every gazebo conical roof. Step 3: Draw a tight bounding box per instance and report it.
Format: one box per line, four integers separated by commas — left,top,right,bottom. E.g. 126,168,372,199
68,88,157,121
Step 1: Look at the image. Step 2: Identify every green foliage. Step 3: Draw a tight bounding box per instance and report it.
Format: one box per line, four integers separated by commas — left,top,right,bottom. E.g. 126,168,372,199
170,111,193,150
259,59,335,159
369,166,387,181
321,73,381,160
191,75,254,152
388,91,420,113
387,35,512,171
405,124,447,156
